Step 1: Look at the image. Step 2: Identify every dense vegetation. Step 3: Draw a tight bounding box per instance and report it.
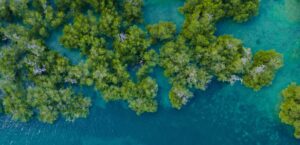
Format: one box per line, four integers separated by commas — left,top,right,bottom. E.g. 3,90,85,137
279,83,300,139
0,0,283,124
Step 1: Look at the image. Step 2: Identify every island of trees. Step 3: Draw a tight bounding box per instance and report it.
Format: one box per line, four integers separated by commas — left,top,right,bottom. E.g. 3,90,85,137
279,83,300,139
0,0,283,124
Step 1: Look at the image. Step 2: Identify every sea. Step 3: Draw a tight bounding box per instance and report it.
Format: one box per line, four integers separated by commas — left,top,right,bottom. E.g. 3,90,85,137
0,0,299,144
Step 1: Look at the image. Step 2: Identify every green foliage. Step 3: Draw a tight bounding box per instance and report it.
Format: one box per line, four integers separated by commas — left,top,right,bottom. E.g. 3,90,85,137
113,25,151,63
55,0,86,13
197,35,251,82
98,10,122,37
0,0,283,123
160,36,190,77
3,95,33,122
169,84,193,109
224,0,260,23
128,77,158,115
159,0,277,109
27,87,91,124
20,2,64,38
279,83,300,139
160,36,212,108
60,13,105,54
137,50,159,80
180,0,225,43
147,22,177,42
0,1,12,21
0,22,91,123
86,0,116,12
121,0,144,25
8,0,29,18
243,50,283,91
1,83,33,122
23,11,49,37
0,0,28,22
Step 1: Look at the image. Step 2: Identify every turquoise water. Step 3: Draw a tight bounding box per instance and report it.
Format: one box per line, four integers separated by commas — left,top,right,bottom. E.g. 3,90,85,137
46,27,85,65
1,0,300,145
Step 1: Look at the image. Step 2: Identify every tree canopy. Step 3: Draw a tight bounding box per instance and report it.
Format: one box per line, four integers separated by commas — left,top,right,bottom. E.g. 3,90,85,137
243,50,283,91
279,83,300,139
0,0,284,123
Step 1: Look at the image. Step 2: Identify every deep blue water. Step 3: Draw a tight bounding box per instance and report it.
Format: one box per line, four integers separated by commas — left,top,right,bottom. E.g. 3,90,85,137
1,0,300,145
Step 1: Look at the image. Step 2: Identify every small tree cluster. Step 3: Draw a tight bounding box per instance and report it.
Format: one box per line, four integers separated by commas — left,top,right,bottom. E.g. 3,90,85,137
279,83,300,139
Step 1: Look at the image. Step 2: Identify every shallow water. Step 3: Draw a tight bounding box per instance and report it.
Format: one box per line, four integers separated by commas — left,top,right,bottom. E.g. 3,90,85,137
0,0,300,145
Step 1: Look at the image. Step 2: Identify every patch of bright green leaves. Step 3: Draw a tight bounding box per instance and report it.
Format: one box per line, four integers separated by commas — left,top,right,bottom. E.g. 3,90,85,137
243,50,283,91
280,83,300,139
0,0,283,123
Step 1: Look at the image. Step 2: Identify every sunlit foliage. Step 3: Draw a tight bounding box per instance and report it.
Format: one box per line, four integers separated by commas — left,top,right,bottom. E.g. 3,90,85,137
0,0,283,123
243,50,283,91
279,83,300,139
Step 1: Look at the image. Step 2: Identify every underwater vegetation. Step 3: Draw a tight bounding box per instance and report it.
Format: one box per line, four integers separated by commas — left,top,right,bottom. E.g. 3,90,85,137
0,0,285,129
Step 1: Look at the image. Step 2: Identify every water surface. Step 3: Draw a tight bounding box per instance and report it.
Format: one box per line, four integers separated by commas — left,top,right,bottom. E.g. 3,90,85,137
0,0,300,145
